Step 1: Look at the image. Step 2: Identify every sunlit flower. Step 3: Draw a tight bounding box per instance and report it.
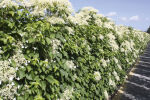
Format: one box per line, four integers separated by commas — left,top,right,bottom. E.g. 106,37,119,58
60,87,74,100
65,60,76,69
94,71,101,81
104,90,109,100
113,71,120,81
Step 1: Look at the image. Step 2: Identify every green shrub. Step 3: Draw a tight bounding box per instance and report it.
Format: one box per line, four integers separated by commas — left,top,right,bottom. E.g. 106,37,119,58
0,0,150,100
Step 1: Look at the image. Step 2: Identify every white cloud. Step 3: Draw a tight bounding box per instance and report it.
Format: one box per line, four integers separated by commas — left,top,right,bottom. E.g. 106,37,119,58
120,17,127,21
129,16,139,21
106,12,117,17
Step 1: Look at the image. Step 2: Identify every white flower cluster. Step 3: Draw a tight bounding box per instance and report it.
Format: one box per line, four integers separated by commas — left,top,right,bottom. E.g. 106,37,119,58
94,71,101,81
113,71,120,81
72,7,98,25
104,90,109,100
99,34,104,40
0,0,18,8
115,25,130,39
101,59,107,67
60,87,74,100
109,78,116,88
117,64,122,70
103,21,115,29
0,60,15,82
47,17,65,25
0,47,26,99
113,57,118,64
65,26,74,35
0,82,17,100
107,33,119,51
93,14,104,26
65,60,76,69
121,40,135,53
27,0,73,16
51,39,61,54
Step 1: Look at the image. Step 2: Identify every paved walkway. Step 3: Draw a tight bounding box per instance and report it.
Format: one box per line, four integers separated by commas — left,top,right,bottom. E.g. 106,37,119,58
113,43,150,100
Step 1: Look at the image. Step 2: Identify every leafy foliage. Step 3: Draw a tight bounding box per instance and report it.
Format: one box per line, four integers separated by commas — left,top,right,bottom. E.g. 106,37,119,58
0,0,150,100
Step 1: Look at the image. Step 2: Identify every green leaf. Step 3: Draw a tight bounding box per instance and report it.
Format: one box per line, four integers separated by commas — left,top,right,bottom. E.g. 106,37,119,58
11,60,16,67
41,81,46,91
9,11,15,16
17,69,25,79
60,69,68,78
28,38,34,43
26,74,32,80
27,66,32,72
46,37,51,45
46,75,59,85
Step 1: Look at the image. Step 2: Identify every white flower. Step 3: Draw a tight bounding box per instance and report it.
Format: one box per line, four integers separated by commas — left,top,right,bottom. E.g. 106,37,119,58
13,98,16,100
114,57,118,63
107,33,115,40
16,77,20,80
99,34,104,40
81,7,98,13
109,78,116,88
0,50,3,54
113,71,120,81
51,39,61,54
101,59,107,67
0,80,1,85
120,48,125,52
11,82,15,86
94,71,101,81
0,0,18,8
9,77,14,81
15,67,18,71
104,90,109,100
117,64,122,70
65,26,74,35
17,85,20,89
47,16,65,24
65,60,76,69
60,87,74,100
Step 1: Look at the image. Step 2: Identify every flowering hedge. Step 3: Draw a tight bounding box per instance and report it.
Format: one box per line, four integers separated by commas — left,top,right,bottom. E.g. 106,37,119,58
0,0,150,100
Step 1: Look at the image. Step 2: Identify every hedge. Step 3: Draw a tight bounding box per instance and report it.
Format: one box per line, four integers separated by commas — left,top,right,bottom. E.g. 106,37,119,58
0,0,150,100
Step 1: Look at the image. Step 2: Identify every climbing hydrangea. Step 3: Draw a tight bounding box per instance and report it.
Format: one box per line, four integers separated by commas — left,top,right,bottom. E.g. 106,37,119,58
0,0,150,99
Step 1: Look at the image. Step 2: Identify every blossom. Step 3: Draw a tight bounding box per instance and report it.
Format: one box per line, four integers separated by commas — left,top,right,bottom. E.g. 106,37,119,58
101,59,107,67
28,0,73,16
109,78,116,88
113,57,118,64
51,39,61,54
9,77,14,81
117,64,122,70
72,7,99,25
60,87,74,100
121,40,135,52
0,0,18,8
47,16,65,24
113,71,120,81
103,21,115,29
99,34,104,40
104,90,109,100
65,60,76,69
94,71,101,81
81,7,98,13
65,26,74,35
0,83,17,99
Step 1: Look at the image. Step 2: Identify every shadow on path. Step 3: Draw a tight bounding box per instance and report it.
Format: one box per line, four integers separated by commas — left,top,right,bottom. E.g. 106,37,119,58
112,44,150,100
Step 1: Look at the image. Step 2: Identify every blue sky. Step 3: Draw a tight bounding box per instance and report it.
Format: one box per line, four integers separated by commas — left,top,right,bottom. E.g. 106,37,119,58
70,0,150,31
